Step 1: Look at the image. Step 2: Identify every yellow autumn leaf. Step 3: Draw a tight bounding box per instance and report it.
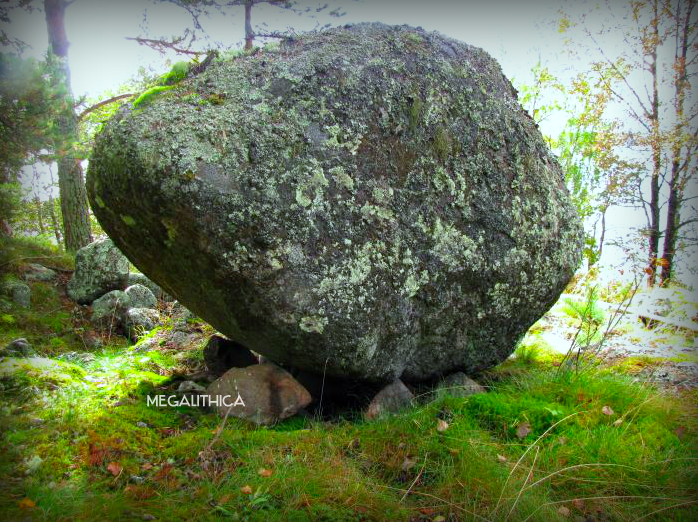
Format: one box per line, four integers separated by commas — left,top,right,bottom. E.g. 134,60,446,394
18,498,36,509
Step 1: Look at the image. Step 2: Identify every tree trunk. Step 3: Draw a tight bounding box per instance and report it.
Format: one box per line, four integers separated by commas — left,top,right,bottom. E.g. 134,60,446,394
244,0,254,50
48,193,63,247
646,0,661,287
0,170,14,238
34,196,45,234
44,0,92,252
659,0,693,286
598,205,606,261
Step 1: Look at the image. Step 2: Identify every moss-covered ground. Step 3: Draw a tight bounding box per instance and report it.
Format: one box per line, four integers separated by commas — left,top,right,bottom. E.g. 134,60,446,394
1,238,696,521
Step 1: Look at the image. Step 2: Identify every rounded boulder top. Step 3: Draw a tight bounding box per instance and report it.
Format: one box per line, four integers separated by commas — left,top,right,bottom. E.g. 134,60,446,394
88,23,583,383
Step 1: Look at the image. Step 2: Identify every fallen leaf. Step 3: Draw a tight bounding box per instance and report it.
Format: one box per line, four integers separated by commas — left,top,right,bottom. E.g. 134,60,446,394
107,461,123,477
17,498,35,509
601,406,614,416
515,422,532,439
240,485,253,494
436,419,449,432
675,426,687,440
142,462,153,471
219,493,232,504
613,418,623,427
557,506,570,517
448,448,459,456
87,442,109,466
432,516,446,522
258,468,272,477
572,498,585,510
497,454,507,463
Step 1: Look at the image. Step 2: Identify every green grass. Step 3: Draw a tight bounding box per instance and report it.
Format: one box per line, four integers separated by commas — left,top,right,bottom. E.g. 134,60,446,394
2,345,696,521
1,238,696,520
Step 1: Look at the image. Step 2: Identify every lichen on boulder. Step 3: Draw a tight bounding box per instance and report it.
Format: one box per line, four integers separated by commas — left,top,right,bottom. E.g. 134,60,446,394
87,23,583,383
67,238,129,304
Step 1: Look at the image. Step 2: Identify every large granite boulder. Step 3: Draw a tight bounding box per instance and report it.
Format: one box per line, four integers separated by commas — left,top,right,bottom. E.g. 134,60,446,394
67,238,129,304
87,23,583,383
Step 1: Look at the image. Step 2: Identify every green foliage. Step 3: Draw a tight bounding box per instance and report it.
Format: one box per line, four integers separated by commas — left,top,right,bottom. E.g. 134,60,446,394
562,288,606,325
0,181,22,230
158,61,190,86
0,54,61,177
132,85,175,108
516,62,616,268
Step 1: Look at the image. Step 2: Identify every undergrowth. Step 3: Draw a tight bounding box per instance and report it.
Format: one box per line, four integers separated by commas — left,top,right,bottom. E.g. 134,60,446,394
1,239,696,521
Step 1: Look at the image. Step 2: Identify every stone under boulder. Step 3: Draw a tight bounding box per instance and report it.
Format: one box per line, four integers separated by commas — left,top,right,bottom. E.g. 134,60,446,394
206,363,312,425
67,238,130,304
87,23,583,383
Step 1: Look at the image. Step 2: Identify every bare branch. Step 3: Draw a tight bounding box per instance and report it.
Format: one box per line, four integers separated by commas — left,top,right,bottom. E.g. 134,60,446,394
587,30,651,118
125,36,206,56
77,93,135,121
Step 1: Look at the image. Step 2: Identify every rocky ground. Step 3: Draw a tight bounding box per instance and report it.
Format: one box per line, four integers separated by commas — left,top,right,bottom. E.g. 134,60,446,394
528,293,698,392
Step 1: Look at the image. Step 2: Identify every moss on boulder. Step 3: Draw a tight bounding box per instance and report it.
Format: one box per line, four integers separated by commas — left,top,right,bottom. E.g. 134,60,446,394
87,23,583,383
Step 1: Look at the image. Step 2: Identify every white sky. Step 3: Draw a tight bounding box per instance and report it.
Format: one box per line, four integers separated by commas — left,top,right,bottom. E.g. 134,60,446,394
2,0,693,283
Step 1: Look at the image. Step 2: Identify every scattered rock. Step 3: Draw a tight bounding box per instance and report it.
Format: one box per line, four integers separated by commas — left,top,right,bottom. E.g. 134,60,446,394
366,380,414,419
24,263,57,282
89,23,583,383
203,335,259,376
123,308,160,340
177,380,206,393
90,290,129,325
24,455,43,475
167,330,196,348
437,372,486,398
2,338,34,357
1,280,30,309
57,352,96,364
133,336,159,352
67,238,129,304
170,300,193,317
124,284,158,310
127,272,172,301
0,357,85,383
206,363,312,425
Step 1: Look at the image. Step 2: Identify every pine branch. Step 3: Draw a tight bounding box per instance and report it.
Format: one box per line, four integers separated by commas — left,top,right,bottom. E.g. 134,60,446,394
126,36,206,56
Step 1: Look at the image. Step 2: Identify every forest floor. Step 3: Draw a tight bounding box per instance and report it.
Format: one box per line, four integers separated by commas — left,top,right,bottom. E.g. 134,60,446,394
1,237,697,522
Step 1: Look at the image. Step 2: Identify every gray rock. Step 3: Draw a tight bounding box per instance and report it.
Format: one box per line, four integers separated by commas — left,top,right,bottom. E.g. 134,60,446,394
88,23,583,383
167,330,195,348
91,290,129,325
24,263,57,282
58,351,96,364
67,239,129,304
123,308,160,340
127,272,172,302
124,284,158,310
206,363,312,425
203,335,259,376
365,380,414,419
1,280,30,309
437,372,486,398
133,336,159,352
170,301,195,322
2,338,34,357
177,380,206,393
